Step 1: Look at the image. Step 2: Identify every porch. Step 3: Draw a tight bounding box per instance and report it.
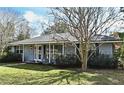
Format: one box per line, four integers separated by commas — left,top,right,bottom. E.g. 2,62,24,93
11,43,76,64
10,42,114,64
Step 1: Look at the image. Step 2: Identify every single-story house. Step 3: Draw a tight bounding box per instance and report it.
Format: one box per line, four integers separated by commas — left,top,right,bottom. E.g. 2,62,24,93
9,32,120,63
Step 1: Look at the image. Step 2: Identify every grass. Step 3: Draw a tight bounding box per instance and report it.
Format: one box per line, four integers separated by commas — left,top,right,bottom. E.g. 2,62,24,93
0,62,124,85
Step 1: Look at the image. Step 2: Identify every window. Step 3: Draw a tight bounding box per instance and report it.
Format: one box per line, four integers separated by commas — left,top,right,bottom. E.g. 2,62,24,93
15,46,23,54
89,44,100,56
54,45,62,55
20,46,23,54
54,45,62,59
38,46,42,59
45,45,48,59
64,44,75,55
44,44,62,59
15,46,19,53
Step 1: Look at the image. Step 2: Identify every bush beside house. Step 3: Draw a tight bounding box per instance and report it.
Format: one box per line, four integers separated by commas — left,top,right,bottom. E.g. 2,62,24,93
54,54,118,69
55,54,81,68
88,54,118,69
0,53,22,62
0,51,118,69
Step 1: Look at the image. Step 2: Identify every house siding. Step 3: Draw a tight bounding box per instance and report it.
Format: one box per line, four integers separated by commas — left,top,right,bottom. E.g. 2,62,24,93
11,46,15,53
65,45,75,55
10,43,114,62
99,43,113,57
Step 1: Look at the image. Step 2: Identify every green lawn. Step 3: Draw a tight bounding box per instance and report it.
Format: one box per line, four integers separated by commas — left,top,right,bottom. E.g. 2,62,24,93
0,62,124,85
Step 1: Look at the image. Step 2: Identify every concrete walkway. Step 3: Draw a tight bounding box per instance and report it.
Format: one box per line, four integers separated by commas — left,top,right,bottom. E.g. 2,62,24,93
2,63,26,66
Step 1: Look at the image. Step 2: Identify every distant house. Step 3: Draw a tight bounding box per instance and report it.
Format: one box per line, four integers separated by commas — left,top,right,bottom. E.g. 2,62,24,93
9,32,120,63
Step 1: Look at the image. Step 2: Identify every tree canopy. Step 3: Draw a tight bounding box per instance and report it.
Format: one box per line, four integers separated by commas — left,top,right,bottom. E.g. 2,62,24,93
0,8,32,56
43,21,69,34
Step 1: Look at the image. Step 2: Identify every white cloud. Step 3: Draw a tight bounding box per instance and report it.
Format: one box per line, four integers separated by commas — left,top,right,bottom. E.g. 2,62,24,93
23,11,50,37
23,11,48,23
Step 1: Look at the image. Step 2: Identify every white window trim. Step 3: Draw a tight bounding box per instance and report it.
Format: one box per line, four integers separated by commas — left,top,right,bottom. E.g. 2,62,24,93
15,45,23,54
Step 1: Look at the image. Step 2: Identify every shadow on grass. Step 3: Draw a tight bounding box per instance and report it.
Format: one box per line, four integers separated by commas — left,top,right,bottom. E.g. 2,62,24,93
23,70,123,85
5,64,57,71
3,63,79,72
52,71,122,85
1,63,123,85
0,62,19,66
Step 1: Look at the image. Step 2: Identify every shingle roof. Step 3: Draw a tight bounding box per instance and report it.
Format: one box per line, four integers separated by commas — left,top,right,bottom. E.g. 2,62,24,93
92,34,117,41
9,32,118,45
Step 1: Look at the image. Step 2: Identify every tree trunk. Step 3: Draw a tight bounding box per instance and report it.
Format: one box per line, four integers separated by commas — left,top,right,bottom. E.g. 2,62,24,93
83,49,88,71
80,42,89,71
0,46,5,57
0,49,4,56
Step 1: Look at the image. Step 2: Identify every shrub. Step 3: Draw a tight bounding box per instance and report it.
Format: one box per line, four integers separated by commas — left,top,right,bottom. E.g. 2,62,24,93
55,54,81,68
88,53,118,69
0,53,22,62
113,47,124,69
118,58,124,69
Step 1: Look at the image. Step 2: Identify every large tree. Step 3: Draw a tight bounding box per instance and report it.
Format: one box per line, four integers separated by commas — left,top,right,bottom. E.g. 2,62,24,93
0,8,20,56
51,7,120,71
0,8,31,56
16,19,31,40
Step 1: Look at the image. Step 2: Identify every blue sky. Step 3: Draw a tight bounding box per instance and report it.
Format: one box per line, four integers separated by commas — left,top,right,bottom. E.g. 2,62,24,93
0,7,123,37
13,7,50,16
0,7,49,16
0,7,50,16
0,7,51,37
18,7,50,37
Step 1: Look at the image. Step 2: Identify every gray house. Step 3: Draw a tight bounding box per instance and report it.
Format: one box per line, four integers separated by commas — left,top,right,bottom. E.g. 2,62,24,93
9,32,118,63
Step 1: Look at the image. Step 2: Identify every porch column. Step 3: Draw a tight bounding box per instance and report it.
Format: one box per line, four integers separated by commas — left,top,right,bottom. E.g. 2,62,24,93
42,45,44,59
36,45,38,63
49,43,51,63
22,44,25,62
19,45,20,54
62,43,65,55
33,45,35,60
53,44,54,59
75,47,77,55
